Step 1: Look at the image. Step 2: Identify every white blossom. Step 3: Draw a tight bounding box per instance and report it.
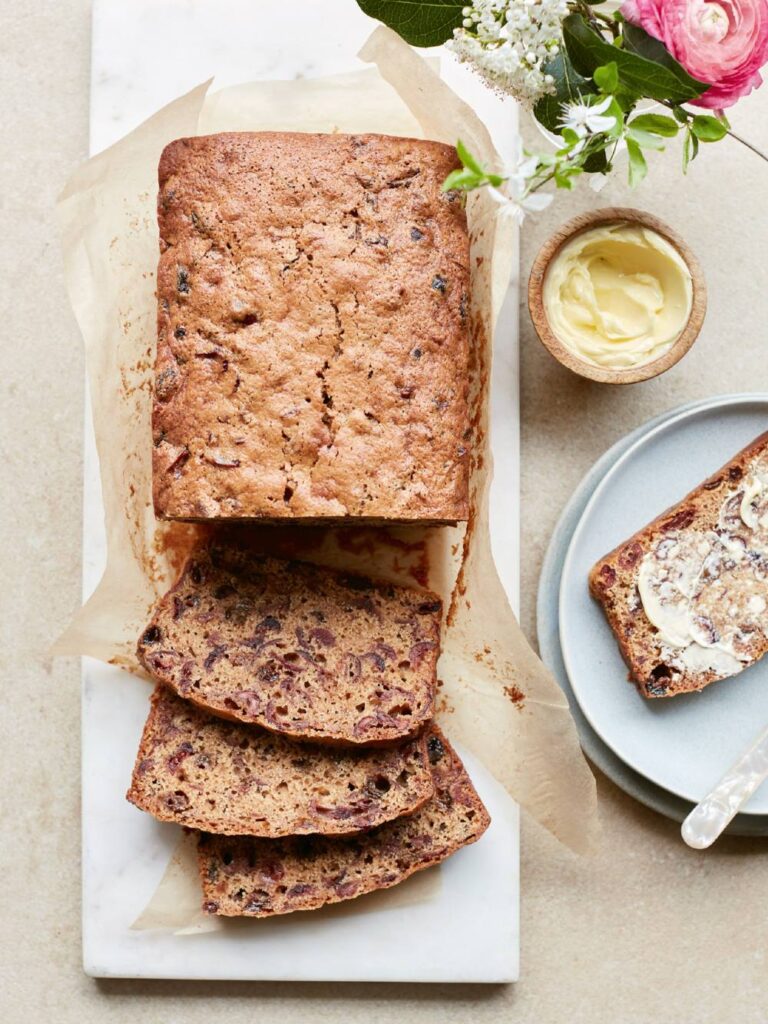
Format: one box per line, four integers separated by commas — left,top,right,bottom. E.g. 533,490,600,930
486,138,554,221
560,95,617,137
448,0,569,106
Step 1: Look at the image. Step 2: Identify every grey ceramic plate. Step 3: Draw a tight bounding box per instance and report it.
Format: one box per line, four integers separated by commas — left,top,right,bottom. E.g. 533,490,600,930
538,394,768,835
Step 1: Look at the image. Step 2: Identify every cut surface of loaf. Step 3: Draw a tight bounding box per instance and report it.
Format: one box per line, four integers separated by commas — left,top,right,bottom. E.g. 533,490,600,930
153,131,470,524
589,431,768,697
197,726,490,917
137,544,441,745
126,686,434,836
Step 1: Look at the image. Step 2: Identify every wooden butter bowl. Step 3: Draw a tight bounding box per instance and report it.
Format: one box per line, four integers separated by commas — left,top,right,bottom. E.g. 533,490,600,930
528,207,707,385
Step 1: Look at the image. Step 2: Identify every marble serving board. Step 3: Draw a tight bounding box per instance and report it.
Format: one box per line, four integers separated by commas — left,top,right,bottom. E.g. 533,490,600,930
84,0,521,982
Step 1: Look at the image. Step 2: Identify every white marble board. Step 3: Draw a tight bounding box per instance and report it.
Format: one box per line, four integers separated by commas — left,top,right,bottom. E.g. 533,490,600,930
84,0,521,982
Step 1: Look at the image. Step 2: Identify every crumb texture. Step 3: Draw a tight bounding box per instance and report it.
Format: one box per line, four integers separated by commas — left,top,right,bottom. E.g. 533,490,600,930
152,132,471,523
126,686,435,836
197,726,490,917
137,544,441,745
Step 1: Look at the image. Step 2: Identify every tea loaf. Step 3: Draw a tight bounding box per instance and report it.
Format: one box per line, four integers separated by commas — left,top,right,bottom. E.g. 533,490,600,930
137,545,441,745
589,431,768,697
126,686,434,835
197,726,490,917
153,132,471,524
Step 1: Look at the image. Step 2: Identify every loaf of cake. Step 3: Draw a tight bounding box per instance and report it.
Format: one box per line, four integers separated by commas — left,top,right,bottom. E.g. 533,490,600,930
153,132,471,524
126,686,434,835
197,726,490,917
137,543,441,745
589,431,768,697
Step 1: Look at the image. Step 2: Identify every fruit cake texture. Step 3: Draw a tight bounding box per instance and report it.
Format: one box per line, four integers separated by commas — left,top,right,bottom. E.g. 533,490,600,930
589,431,768,698
137,544,441,746
197,726,490,917
152,132,471,524
126,686,434,836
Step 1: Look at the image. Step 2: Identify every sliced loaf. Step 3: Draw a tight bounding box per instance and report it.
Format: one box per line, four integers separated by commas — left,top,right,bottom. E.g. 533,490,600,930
137,544,441,745
197,726,490,917
127,686,434,836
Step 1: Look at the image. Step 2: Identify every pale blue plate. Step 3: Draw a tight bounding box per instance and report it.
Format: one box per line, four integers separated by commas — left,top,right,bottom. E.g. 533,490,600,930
538,394,768,835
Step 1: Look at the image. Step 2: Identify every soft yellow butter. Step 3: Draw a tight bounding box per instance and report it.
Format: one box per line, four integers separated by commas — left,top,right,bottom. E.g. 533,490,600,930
542,222,693,369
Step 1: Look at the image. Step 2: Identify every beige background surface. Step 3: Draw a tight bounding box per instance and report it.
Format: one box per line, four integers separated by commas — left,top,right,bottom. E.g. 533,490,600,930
2,1,768,1020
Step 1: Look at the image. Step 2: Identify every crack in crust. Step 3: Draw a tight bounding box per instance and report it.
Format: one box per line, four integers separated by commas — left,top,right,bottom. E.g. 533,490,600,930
152,132,471,523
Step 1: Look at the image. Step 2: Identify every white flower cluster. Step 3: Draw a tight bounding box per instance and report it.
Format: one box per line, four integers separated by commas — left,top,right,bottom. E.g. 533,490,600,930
448,0,569,106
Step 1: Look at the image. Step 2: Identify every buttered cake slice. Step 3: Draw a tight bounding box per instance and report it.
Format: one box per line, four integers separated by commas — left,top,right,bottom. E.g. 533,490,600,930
589,431,768,697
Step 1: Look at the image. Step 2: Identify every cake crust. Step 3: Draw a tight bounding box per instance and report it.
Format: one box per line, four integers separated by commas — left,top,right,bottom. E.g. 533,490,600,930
589,431,768,697
153,132,470,523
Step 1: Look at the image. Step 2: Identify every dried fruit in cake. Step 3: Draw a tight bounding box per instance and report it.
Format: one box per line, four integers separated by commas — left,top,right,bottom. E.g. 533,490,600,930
197,725,490,917
126,686,434,836
137,544,441,746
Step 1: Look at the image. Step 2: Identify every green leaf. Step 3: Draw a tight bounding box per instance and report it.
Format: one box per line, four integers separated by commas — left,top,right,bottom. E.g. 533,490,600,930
554,164,583,190
442,168,481,191
583,147,609,173
604,96,627,137
682,127,700,173
594,61,619,94
621,22,709,98
456,139,483,175
561,127,582,147
626,137,648,188
629,113,679,137
355,0,464,47
672,105,689,123
563,14,706,103
691,114,728,142
534,50,594,133
627,128,666,151
613,85,639,113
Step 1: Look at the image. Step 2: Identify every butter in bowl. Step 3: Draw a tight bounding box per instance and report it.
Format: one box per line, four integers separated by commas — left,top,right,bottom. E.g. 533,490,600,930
528,208,707,384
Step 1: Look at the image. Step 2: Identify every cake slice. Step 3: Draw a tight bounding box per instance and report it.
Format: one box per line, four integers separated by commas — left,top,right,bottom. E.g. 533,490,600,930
197,726,490,917
589,431,768,697
126,686,434,836
137,544,441,746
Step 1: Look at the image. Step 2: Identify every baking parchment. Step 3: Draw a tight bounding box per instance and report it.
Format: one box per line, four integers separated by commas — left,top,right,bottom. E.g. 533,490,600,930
56,26,598,928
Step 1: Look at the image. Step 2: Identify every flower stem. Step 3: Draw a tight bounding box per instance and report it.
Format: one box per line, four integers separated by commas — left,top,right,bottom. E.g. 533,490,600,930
662,99,768,164
725,127,768,164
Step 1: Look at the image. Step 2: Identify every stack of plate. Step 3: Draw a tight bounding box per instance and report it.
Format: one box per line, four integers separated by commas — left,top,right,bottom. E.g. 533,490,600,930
538,394,768,836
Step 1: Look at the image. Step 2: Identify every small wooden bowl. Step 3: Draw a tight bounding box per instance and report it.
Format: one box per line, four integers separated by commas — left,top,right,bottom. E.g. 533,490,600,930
528,207,707,385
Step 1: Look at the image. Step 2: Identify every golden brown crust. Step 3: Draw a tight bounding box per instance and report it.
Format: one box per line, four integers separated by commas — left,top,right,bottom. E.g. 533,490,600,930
152,132,471,524
126,686,435,836
136,543,441,746
589,430,768,697
197,726,490,917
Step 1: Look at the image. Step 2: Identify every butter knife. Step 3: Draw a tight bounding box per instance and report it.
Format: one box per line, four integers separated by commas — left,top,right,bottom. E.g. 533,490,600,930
681,724,768,849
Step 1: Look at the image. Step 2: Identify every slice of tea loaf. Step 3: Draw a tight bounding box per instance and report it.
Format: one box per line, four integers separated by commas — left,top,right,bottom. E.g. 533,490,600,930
126,686,434,836
589,431,768,698
137,544,441,746
197,726,490,918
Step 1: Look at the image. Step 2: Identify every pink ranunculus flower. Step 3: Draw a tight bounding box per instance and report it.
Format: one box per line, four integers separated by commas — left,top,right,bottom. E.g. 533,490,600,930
622,0,768,108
